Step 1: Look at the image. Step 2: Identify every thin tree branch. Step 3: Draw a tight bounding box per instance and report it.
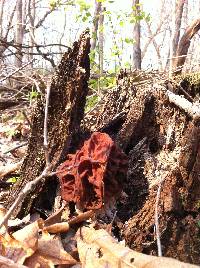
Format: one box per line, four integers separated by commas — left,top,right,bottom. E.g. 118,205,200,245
155,177,164,257
154,83,200,120
44,81,51,167
0,169,56,228
22,110,32,127
3,142,28,155
0,59,35,83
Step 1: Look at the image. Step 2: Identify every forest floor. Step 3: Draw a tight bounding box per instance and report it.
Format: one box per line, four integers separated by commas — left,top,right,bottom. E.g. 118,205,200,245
0,31,200,268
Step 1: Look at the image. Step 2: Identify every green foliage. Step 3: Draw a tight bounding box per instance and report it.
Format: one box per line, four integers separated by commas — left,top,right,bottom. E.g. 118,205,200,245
76,0,92,22
85,94,99,112
28,90,39,102
48,0,150,98
89,49,96,65
124,37,135,44
6,128,18,138
7,176,19,183
197,220,200,229
111,44,122,57
49,0,74,9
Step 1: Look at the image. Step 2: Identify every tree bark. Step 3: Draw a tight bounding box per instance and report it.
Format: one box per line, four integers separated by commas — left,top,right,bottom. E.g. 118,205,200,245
174,19,200,74
132,0,141,69
15,0,24,68
28,0,35,67
91,0,102,51
99,6,104,77
169,0,185,74
5,30,90,218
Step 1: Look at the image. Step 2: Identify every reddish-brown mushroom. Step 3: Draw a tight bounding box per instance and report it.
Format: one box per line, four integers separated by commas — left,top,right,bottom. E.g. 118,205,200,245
57,132,128,210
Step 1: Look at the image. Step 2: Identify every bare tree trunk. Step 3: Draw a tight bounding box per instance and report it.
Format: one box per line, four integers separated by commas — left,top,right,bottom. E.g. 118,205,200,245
99,7,104,77
91,0,101,51
132,0,141,69
169,0,184,75
15,0,24,68
174,19,200,74
0,0,5,38
28,0,35,67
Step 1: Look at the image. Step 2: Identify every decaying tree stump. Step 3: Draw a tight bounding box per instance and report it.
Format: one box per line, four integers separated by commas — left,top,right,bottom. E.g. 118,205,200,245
4,32,200,264
123,121,200,264
5,30,90,218
83,70,200,265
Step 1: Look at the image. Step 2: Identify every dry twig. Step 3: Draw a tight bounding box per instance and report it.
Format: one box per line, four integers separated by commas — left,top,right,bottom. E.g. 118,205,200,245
0,80,53,228
3,142,28,155
43,81,51,166
0,59,35,83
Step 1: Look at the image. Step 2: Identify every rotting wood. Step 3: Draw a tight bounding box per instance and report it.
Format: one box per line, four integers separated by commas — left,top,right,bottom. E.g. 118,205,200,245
83,70,200,264
5,30,90,218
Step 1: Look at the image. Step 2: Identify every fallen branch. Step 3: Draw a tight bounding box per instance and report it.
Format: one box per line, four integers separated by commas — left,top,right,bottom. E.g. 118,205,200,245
44,210,94,234
155,176,166,257
0,169,56,228
43,81,51,167
0,59,35,83
4,142,28,155
154,84,200,120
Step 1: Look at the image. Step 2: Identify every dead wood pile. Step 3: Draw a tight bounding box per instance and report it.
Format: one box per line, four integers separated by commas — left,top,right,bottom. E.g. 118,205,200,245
1,31,200,267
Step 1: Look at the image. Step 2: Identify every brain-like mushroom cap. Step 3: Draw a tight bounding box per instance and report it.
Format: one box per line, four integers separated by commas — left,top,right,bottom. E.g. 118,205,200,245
57,132,128,209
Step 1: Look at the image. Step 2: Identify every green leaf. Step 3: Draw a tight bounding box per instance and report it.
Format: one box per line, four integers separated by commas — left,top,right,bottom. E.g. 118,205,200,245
145,13,151,22
103,10,111,15
129,18,136,24
7,176,19,183
124,37,134,44
82,15,88,22
29,90,39,101
86,11,91,17
119,20,124,27
6,128,17,137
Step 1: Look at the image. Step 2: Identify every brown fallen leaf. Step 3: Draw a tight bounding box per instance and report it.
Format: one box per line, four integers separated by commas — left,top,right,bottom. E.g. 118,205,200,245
44,203,65,227
0,233,33,265
77,226,199,268
0,205,8,235
0,209,37,264
13,219,44,250
0,255,28,268
25,231,77,267
0,160,23,178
